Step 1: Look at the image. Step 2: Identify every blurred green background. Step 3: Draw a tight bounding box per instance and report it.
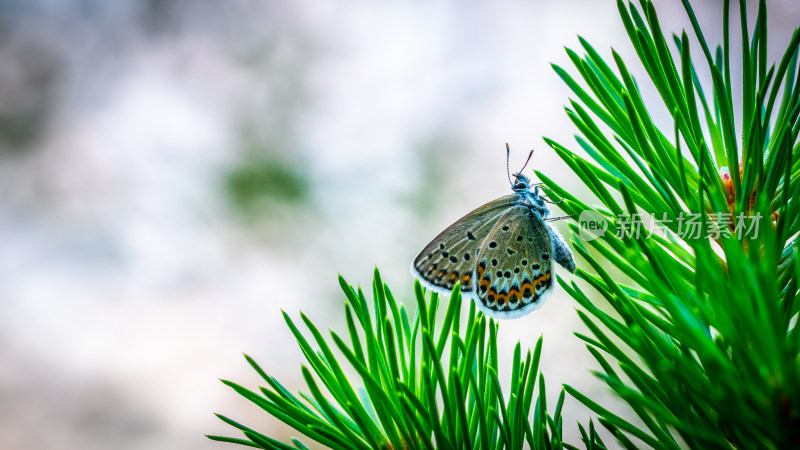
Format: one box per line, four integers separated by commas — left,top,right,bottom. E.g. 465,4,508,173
0,0,797,448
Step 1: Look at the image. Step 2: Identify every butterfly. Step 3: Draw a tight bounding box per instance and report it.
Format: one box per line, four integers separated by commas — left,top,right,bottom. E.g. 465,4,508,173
411,145,575,319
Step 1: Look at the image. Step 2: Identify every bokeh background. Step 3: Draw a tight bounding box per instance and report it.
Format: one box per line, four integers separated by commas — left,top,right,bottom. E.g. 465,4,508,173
1,0,798,449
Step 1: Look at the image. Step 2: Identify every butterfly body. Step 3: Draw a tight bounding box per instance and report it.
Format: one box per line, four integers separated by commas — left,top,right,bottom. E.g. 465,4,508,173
412,172,575,319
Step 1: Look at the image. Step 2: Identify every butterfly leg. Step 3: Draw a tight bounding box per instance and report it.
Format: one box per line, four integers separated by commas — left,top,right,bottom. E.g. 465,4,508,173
532,184,566,205
545,215,576,222
547,227,576,273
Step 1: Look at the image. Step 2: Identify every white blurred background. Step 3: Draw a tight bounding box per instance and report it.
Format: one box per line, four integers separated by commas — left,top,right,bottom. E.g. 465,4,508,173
0,0,798,449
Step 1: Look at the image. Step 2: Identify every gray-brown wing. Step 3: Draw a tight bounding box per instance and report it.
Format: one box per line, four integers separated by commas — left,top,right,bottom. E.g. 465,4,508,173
412,195,518,294
474,206,555,319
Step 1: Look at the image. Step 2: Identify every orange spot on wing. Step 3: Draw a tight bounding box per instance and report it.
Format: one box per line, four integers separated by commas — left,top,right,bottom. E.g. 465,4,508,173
533,273,551,284
488,287,508,305
494,289,509,305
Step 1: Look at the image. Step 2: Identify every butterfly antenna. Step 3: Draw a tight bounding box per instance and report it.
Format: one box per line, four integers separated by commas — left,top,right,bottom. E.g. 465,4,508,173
506,143,513,186
519,149,535,173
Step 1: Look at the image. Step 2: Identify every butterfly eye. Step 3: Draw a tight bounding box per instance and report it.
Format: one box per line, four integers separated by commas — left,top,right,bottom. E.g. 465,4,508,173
514,182,527,190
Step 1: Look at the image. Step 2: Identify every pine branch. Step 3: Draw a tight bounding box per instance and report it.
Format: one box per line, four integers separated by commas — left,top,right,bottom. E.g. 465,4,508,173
545,0,800,448
209,268,569,449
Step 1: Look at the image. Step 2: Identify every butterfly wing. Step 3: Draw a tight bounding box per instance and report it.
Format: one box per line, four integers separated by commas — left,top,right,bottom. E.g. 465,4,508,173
412,195,518,294
474,206,556,319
